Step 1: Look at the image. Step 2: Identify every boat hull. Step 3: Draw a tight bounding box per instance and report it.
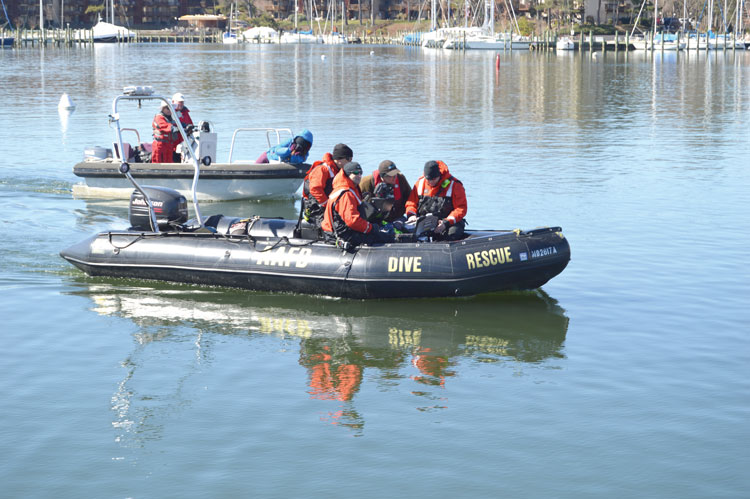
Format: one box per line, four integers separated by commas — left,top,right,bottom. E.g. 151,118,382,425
60,220,571,299
279,33,321,44
556,38,575,50
465,40,532,50
72,160,308,200
444,35,532,50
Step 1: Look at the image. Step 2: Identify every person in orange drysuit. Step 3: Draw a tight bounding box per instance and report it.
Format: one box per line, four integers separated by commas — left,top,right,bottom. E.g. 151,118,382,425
151,101,180,164
170,93,195,163
405,160,467,241
302,143,353,227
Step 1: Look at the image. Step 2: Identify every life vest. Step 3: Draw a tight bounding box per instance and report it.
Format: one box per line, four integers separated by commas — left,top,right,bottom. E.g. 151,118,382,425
152,113,177,143
415,176,461,218
328,187,367,240
303,162,335,200
175,107,192,126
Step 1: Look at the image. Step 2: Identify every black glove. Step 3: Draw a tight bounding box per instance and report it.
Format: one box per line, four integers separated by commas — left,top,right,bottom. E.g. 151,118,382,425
185,124,195,134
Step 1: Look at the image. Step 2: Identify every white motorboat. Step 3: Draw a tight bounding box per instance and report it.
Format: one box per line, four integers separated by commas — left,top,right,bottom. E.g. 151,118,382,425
88,0,134,43
322,32,348,44
279,3,321,44
243,26,279,43
465,33,531,50
690,33,745,50
279,30,321,44
438,27,481,49
221,3,243,44
556,36,575,50
92,18,134,42
72,86,310,201
631,33,685,50
420,29,447,48
443,31,532,50
221,31,240,44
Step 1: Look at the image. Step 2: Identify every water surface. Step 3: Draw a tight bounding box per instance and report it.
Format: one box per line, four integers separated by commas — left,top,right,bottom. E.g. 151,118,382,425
1,44,748,497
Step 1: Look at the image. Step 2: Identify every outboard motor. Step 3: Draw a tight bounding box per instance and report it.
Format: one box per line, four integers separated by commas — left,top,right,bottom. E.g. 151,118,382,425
129,186,188,231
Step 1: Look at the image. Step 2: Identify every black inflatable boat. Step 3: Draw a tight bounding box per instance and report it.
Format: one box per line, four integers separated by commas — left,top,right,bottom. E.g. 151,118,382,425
61,221,569,299
61,186,570,299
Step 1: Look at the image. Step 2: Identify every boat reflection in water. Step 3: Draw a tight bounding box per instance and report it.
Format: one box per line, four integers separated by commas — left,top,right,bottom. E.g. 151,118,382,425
69,281,568,434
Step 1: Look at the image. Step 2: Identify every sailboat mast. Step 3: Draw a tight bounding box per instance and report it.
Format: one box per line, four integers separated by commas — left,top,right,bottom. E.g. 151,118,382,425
683,0,686,32
39,0,43,28
482,0,492,34
737,0,742,34
724,0,728,30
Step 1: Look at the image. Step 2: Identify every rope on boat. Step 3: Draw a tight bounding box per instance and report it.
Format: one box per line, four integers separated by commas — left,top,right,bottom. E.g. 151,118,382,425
105,215,320,254
107,232,146,252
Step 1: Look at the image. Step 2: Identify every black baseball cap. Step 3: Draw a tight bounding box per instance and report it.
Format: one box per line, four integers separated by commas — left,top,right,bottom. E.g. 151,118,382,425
424,160,441,180
332,143,353,160
343,161,363,175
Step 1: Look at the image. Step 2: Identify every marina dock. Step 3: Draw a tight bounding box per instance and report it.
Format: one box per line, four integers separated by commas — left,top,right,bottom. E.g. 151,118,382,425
2,27,747,52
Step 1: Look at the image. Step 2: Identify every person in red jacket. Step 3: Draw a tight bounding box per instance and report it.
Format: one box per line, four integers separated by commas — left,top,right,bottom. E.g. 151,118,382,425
171,93,193,130
302,143,353,227
322,162,394,247
171,93,194,162
151,101,180,164
405,160,467,241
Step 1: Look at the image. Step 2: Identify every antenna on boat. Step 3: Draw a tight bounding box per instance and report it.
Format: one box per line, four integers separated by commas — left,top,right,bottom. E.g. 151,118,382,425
112,86,205,232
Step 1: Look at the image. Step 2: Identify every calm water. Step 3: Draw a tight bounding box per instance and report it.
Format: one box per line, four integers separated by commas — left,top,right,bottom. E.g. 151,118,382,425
1,44,749,497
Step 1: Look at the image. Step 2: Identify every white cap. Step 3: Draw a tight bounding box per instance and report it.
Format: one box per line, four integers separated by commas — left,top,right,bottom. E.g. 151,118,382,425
171,92,185,103
158,101,170,111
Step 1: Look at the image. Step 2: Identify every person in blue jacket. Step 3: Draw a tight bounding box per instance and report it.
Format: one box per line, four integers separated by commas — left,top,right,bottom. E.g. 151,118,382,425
256,129,313,164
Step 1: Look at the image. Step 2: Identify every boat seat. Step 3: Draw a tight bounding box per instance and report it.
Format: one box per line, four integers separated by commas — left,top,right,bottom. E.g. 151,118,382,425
112,142,134,161
213,216,240,234
207,216,298,239
296,219,321,240
248,218,297,239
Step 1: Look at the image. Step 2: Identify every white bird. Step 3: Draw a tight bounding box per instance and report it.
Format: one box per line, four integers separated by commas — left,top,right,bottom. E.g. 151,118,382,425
321,54,327,61
58,93,76,111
